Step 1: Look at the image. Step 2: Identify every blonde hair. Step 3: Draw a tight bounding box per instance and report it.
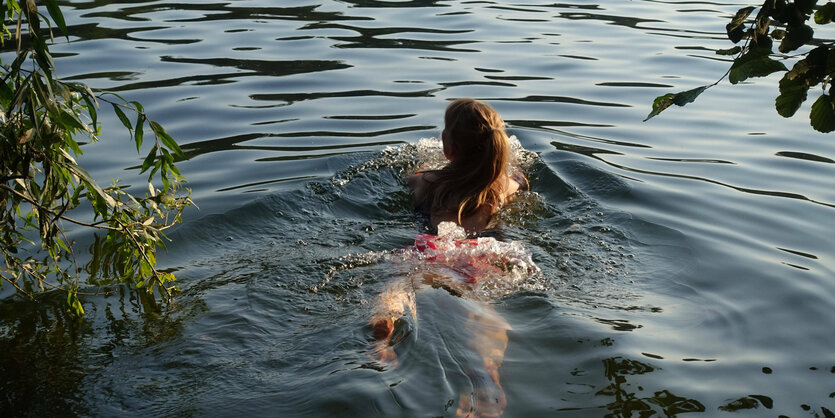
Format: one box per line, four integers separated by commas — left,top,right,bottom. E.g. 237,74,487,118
428,98,510,223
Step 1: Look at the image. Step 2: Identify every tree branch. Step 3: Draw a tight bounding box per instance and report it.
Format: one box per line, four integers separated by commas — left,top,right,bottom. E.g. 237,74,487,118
1,183,121,231
113,217,173,300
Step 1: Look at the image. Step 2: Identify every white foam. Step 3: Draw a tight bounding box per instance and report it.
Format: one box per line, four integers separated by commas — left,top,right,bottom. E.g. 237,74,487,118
332,135,535,188
406,135,535,175
388,222,543,300
327,137,545,300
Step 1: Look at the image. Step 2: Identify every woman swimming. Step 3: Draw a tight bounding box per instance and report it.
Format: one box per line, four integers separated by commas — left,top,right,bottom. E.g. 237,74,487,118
409,98,528,235
370,99,529,417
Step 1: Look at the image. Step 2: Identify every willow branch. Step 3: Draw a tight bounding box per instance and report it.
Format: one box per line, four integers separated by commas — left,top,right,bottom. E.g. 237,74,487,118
1,174,25,182
1,183,121,231
113,217,172,299
14,258,117,297
15,8,21,55
1,272,34,299
57,218,81,292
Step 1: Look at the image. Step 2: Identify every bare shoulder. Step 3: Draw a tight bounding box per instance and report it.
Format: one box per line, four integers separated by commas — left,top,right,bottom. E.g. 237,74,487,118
408,172,434,205
500,168,529,202
512,167,529,191
407,172,430,191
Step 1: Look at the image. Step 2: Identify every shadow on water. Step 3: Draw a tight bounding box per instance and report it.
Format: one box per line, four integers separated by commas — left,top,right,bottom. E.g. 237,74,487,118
75,3,364,24
93,58,355,92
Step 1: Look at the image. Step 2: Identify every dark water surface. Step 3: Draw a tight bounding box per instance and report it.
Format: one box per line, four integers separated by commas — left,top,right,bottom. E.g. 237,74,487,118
2,0,834,416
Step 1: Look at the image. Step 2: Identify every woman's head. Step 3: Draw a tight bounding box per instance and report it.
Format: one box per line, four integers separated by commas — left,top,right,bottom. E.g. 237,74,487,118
430,99,511,221
442,99,509,169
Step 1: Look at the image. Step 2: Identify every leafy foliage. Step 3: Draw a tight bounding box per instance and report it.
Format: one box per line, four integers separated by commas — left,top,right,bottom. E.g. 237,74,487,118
646,0,835,133
643,86,709,121
1,0,192,315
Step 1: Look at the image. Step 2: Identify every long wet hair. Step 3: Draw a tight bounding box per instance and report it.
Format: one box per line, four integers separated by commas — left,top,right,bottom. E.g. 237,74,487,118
427,98,510,222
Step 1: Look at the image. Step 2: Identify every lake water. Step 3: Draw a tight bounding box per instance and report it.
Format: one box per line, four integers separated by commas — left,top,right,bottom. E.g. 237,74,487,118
2,0,834,416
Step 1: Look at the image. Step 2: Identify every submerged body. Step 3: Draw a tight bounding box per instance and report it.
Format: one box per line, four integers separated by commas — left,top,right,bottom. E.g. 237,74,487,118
371,99,531,417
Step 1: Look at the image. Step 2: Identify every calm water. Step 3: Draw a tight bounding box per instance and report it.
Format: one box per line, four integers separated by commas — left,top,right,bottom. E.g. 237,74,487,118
2,0,834,416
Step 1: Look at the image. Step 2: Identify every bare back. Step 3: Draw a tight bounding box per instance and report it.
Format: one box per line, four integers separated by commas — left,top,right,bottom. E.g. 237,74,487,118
408,171,525,234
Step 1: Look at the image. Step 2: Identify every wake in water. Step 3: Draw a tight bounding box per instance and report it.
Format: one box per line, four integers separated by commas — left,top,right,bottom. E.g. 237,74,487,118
368,223,538,417
364,135,544,417
146,133,648,417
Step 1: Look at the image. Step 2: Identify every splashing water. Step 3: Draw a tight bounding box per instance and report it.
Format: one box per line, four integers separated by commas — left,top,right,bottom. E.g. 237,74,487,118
406,135,536,172
331,135,535,186
384,222,544,301
322,137,547,301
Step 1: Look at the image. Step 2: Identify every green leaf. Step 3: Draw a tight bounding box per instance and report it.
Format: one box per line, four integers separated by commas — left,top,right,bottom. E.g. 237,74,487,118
8,48,30,75
135,113,144,150
141,148,156,173
828,48,835,75
645,94,675,121
716,46,742,56
671,85,709,106
644,86,709,121
770,29,786,40
805,45,830,73
43,0,67,36
67,292,84,316
786,58,812,82
58,109,86,131
139,260,151,278
162,272,176,283
727,25,746,44
149,121,183,157
32,37,54,74
161,147,174,165
112,103,133,132
82,94,98,131
784,46,831,86
729,49,787,84
776,76,809,117
764,0,787,19
810,94,835,132
727,6,755,43
779,24,813,54
63,157,110,204
168,163,181,176
814,2,835,24
748,12,771,45
795,0,817,15
772,3,808,26
55,236,69,253
0,81,13,104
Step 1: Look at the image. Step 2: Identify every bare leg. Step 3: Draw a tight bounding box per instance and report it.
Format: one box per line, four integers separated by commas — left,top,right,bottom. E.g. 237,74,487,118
455,305,510,418
369,273,511,417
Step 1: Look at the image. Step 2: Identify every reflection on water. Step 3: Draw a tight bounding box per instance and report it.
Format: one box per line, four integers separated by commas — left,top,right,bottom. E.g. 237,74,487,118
594,357,705,416
0,294,90,416
2,0,835,416
0,287,202,416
